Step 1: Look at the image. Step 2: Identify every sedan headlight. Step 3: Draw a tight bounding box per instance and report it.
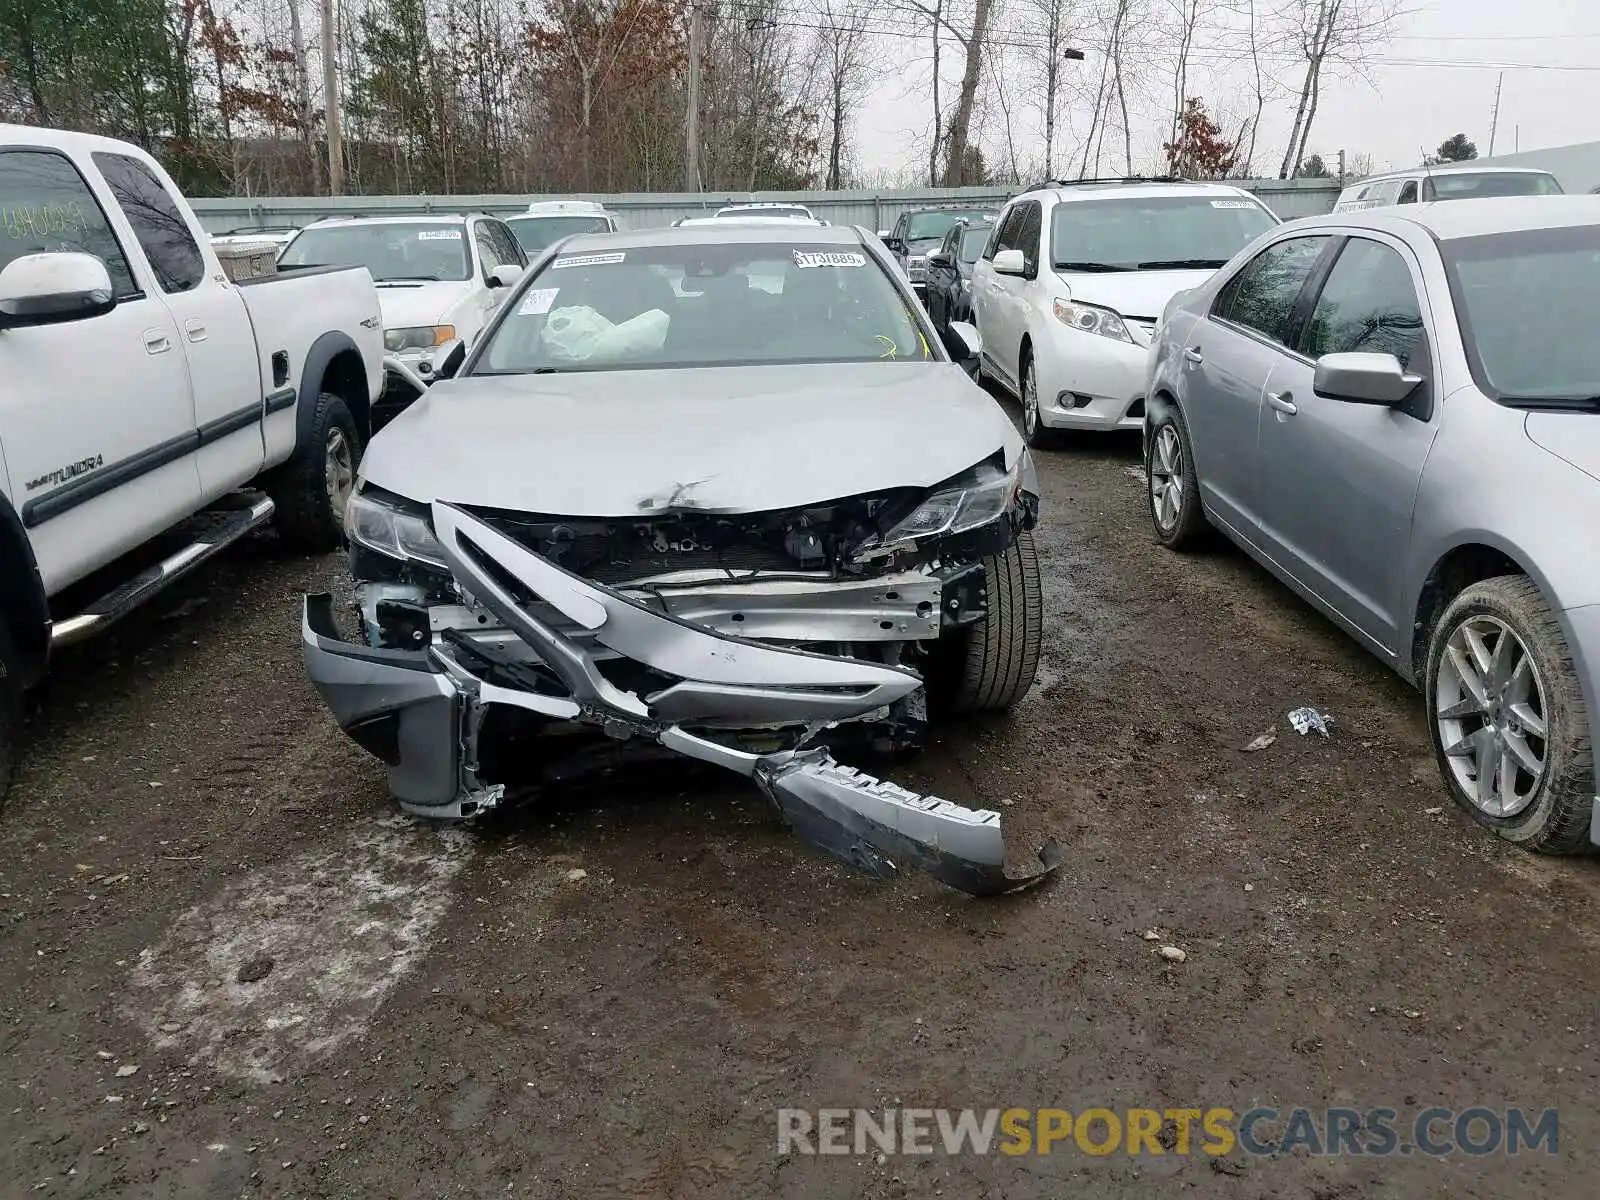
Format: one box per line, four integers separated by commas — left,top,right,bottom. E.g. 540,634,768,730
346,488,449,569
866,454,1027,555
1053,298,1132,343
384,324,456,353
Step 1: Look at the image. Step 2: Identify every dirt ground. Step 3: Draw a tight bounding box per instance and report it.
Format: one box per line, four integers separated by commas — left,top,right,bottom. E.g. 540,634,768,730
2,417,1597,1199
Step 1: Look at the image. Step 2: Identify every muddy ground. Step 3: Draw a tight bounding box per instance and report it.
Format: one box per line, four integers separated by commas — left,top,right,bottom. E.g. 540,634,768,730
2,419,1597,1199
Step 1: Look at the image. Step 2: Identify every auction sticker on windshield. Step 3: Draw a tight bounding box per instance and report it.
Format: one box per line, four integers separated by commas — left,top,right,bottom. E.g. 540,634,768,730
553,251,626,269
794,250,867,269
1209,200,1256,209
418,229,463,240
517,287,560,316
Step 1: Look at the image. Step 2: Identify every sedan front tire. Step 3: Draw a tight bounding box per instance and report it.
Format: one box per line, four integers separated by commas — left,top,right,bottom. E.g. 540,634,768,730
1145,404,1208,551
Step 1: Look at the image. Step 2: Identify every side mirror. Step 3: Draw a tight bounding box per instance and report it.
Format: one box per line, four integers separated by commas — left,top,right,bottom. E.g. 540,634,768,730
927,251,952,268
992,249,1027,277
0,252,116,330
432,338,466,380
1312,351,1422,406
488,264,523,288
876,229,892,239
946,319,982,362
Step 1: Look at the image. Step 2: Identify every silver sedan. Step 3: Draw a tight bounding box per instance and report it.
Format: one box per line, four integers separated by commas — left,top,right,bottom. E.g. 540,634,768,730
1142,196,1600,853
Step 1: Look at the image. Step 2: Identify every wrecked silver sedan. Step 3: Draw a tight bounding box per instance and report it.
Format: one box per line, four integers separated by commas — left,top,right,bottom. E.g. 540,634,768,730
303,223,1058,894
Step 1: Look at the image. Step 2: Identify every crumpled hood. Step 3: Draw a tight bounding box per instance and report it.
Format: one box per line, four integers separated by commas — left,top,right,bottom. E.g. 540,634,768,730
1061,268,1218,322
1526,413,1600,484
360,361,1023,516
375,281,473,330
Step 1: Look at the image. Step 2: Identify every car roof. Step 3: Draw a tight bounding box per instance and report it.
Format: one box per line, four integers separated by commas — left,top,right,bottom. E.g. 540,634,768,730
1016,179,1262,204
1287,194,1600,240
718,201,810,209
305,214,476,228
675,214,824,227
554,224,866,252
523,199,609,215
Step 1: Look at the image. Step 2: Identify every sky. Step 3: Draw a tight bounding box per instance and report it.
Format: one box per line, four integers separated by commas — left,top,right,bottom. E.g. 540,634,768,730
850,0,1600,182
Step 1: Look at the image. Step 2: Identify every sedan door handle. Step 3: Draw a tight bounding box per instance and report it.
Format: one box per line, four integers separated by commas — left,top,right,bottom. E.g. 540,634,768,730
143,329,172,355
1267,390,1298,415
184,318,207,343
1183,347,1204,365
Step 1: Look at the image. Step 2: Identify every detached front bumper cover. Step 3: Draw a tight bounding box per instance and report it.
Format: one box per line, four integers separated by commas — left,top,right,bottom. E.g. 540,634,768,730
303,500,1061,896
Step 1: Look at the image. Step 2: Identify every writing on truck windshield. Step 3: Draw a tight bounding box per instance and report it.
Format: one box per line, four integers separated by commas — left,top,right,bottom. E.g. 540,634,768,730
278,222,472,282
477,243,932,374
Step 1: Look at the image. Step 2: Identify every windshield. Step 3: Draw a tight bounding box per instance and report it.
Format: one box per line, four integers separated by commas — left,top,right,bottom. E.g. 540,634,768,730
1444,224,1600,405
959,226,991,263
277,221,471,282
506,214,612,252
1425,172,1563,201
906,212,965,242
1050,196,1277,270
475,242,933,374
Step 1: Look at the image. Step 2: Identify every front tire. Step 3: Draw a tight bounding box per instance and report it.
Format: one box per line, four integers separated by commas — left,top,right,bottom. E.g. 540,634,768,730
1020,347,1057,450
1145,404,1208,551
269,393,360,554
0,617,21,801
1425,576,1594,853
936,529,1043,714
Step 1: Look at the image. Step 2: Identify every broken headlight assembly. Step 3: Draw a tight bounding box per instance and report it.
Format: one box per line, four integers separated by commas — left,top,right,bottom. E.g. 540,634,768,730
855,453,1028,560
346,487,449,569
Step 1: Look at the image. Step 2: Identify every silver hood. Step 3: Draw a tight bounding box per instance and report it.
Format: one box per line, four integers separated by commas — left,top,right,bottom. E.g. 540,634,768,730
359,361,1023,515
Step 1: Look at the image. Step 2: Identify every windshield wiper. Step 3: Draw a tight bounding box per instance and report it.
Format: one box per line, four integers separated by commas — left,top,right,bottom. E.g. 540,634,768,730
1052,261,1134,273
1498,395,1600,411
375,275,441,284
1135,258,1230,270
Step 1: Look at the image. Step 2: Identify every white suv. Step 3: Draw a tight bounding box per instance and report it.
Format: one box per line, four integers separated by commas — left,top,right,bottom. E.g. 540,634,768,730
970,179,1278,442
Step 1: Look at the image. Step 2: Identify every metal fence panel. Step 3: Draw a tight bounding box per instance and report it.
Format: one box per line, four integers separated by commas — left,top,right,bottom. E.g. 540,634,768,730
192,180,1342,235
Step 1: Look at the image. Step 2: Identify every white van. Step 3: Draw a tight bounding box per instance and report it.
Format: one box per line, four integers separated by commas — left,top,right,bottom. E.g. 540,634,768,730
1332,165,1562,212
504,200,621,254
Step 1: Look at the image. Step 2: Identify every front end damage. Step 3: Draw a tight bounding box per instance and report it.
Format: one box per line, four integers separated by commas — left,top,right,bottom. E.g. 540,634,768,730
304,498,1059,895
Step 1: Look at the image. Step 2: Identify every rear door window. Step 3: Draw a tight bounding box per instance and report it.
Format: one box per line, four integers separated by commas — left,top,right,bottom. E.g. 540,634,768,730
92,151,204,294
0,149,136,298
1212,235,1331,346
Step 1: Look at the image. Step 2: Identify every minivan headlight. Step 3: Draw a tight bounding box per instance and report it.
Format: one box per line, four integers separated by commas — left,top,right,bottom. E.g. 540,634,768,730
1053,298,1132,343
346,488,448,568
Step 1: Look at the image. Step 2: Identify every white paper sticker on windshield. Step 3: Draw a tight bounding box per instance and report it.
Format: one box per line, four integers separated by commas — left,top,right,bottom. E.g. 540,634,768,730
417,229,463,240
793,250,867,269
517,287,560,316
1209,200,1256,209
552,251,626,269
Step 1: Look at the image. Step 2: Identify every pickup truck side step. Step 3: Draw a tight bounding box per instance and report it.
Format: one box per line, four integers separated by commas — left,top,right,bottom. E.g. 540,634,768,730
50,496,276,649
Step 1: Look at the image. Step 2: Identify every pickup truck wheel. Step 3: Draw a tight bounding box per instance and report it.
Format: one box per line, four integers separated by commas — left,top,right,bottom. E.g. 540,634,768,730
0,618,20,800
1425,575,1595,854
270,393,360,554
933,529,1043,714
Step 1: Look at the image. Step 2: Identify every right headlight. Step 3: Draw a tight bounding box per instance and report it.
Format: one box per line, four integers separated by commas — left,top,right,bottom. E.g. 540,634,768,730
861,454,1028,558
1053,297,1133,343
346,488,449,569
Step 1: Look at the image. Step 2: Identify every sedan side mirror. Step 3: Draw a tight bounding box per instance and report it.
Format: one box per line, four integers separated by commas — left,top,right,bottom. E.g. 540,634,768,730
1312,351,1422,406
992,248,1027,277
946,320,982,362
488,264,523,288
0,252,116,330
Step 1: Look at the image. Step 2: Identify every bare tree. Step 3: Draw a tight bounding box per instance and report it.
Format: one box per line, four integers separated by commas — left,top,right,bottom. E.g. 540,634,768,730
900,0,995,185
1017,0,1079,178
1166,0,1210,146
1107,0,1133,174
1277,0,1401,179
286,0,321,191
813,0,873,188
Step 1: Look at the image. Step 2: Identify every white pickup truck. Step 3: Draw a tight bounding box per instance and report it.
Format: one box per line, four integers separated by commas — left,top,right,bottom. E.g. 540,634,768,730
0,124,387,793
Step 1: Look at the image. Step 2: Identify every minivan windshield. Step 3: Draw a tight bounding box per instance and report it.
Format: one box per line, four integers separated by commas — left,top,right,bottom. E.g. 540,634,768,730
1050,195,1277,271
1425,171,1563,201
1445,224,1600,406
277,221,471,282
506,214,613,252
476,241,933,374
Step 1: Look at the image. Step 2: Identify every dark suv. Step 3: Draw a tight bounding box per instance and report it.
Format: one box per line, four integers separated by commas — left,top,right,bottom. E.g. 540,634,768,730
880,207,998,303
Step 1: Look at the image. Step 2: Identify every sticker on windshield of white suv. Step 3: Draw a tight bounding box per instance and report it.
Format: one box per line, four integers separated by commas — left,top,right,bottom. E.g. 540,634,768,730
417,229,463,240
517,287,560,316
1209,200,1256,209
552,251,626,269
793,250,866,269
